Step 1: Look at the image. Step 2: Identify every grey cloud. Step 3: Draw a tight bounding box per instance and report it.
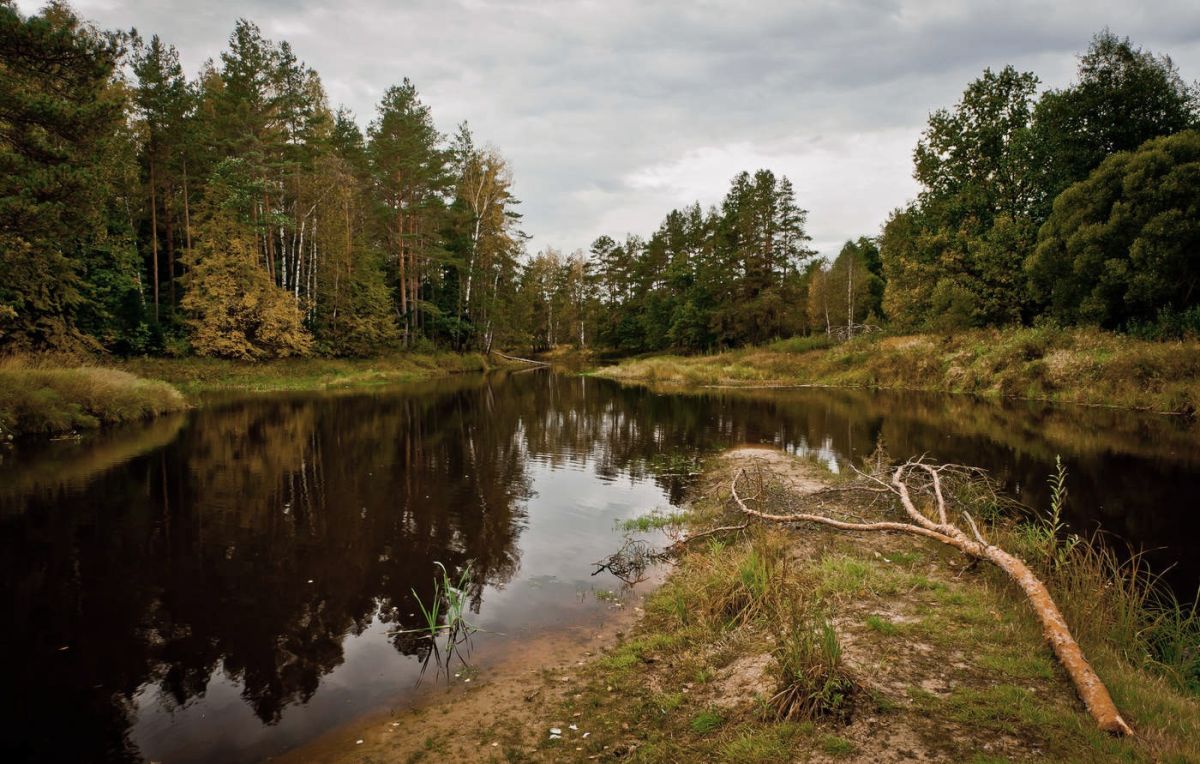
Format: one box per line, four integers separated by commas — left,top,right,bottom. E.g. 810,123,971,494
22,0,1200,256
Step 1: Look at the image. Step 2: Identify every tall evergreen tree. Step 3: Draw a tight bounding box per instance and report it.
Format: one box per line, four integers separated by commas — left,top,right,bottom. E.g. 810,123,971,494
0,2,133,351
368,79,450,344
132,33,192,321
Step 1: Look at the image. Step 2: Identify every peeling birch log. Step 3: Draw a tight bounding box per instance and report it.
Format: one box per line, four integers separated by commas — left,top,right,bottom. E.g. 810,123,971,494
730,462,1133,737
490,350,549,366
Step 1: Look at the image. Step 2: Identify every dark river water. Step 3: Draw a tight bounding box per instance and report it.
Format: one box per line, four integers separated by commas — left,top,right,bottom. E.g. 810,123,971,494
1,369,1197,762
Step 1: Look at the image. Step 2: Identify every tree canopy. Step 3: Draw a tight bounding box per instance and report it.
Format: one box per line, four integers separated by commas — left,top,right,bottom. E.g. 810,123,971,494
2,6,1198,357
1027,130,1200,329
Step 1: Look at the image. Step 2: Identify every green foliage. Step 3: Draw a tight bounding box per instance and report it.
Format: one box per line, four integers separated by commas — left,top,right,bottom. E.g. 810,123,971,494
1030,31,1200,218
883,66,1040,330
1028,130,1200,328
181,163,313,359
411,561,477,659
883,33,1198,335
1019,456,1082,572
586,171,815,353
0,3,132,352
3,9,1199,360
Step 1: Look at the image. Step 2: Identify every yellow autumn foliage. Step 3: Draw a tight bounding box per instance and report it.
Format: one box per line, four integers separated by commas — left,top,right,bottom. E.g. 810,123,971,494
182,212,312,360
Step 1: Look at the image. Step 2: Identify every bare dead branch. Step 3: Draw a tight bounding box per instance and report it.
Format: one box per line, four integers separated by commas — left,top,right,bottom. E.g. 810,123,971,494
668,523,748,549
729,459,1134,737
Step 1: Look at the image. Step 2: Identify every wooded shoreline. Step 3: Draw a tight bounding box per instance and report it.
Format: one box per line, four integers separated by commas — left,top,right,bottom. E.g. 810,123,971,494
5,324,1199,439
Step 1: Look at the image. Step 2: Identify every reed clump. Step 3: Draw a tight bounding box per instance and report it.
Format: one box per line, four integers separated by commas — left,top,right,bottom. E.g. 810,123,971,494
1003,509,1200,697
769,608,856,723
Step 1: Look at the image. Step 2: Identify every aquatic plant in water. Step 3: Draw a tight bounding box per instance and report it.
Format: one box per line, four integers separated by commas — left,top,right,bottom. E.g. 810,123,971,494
405,561,478,680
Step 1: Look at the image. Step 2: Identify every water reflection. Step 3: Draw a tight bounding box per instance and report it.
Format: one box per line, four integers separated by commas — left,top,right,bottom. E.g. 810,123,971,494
1,371,1196,762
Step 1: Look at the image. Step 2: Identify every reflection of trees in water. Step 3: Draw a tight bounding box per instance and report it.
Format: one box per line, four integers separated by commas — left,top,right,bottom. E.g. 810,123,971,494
3,371,1196,762
0,372,719,760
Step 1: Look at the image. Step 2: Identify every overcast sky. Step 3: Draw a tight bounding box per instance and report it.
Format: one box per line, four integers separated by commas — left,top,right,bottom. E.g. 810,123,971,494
19,1,1200,260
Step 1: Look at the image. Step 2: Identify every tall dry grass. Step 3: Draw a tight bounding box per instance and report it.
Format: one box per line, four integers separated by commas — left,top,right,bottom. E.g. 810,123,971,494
595,326,1200,413
0,355,186,438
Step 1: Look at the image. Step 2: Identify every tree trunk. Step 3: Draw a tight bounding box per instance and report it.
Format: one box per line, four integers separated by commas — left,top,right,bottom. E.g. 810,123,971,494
182,158,192,252
165,187,176,307
150,159,159,321
846,259,853,334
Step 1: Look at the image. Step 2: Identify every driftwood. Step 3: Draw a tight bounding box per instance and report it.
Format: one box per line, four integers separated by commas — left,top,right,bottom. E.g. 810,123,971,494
490,350,549,366
730,459,1133,737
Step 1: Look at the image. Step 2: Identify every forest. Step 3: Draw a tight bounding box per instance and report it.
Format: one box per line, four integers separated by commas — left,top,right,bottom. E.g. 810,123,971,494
2,2,1199,361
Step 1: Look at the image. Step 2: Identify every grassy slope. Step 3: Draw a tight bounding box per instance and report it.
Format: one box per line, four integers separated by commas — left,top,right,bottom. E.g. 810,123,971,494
0,363,187,438
122,351,490,396
512,450,1200,762
595,327,1200,414
0,351,492,438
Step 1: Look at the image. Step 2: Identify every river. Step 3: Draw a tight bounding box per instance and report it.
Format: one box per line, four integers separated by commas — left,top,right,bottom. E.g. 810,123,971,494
1,369,1196,762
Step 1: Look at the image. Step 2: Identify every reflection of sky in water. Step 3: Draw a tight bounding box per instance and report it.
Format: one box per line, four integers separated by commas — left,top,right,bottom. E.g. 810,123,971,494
130,458,666,763
10,373,1200,764
784,434,841,473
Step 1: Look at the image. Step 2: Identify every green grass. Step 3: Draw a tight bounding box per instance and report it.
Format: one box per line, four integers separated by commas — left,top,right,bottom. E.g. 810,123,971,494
819,734,856,757
720,722,815,762
0,350,490,438
594,326,1200,414
122,351,489,395
0,361,187,438
619,510,689,532
769,615,856,722
689,710,723,733
865,615,899,636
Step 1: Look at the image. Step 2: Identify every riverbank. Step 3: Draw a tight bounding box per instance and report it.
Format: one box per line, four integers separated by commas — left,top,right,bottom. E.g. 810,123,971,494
121,351,491,396
0,352,496,439
0,363,186,439
594,327,1200,414
298,447,1199,762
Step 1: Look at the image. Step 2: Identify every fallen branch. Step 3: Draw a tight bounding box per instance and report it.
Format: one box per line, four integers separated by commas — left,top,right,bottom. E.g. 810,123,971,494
490,350,549,366
730,461,1133,737
667,523,748,549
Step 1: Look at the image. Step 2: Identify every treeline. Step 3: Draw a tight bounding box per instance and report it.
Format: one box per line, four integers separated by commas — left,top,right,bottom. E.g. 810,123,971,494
582,31,1200,352
4,7,1199,361
515,170,825,354
0,2,534,358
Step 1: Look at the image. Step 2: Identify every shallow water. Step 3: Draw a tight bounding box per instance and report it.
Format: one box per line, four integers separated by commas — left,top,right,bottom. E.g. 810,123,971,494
1,369,1196,762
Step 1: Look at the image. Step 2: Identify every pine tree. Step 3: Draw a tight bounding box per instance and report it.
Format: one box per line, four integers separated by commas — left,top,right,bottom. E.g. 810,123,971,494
0,2,130,350
368,79,450,344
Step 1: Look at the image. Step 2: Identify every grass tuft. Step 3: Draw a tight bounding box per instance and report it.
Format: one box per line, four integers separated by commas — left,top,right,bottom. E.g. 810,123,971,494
769,609,857,723
689,709,723,734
